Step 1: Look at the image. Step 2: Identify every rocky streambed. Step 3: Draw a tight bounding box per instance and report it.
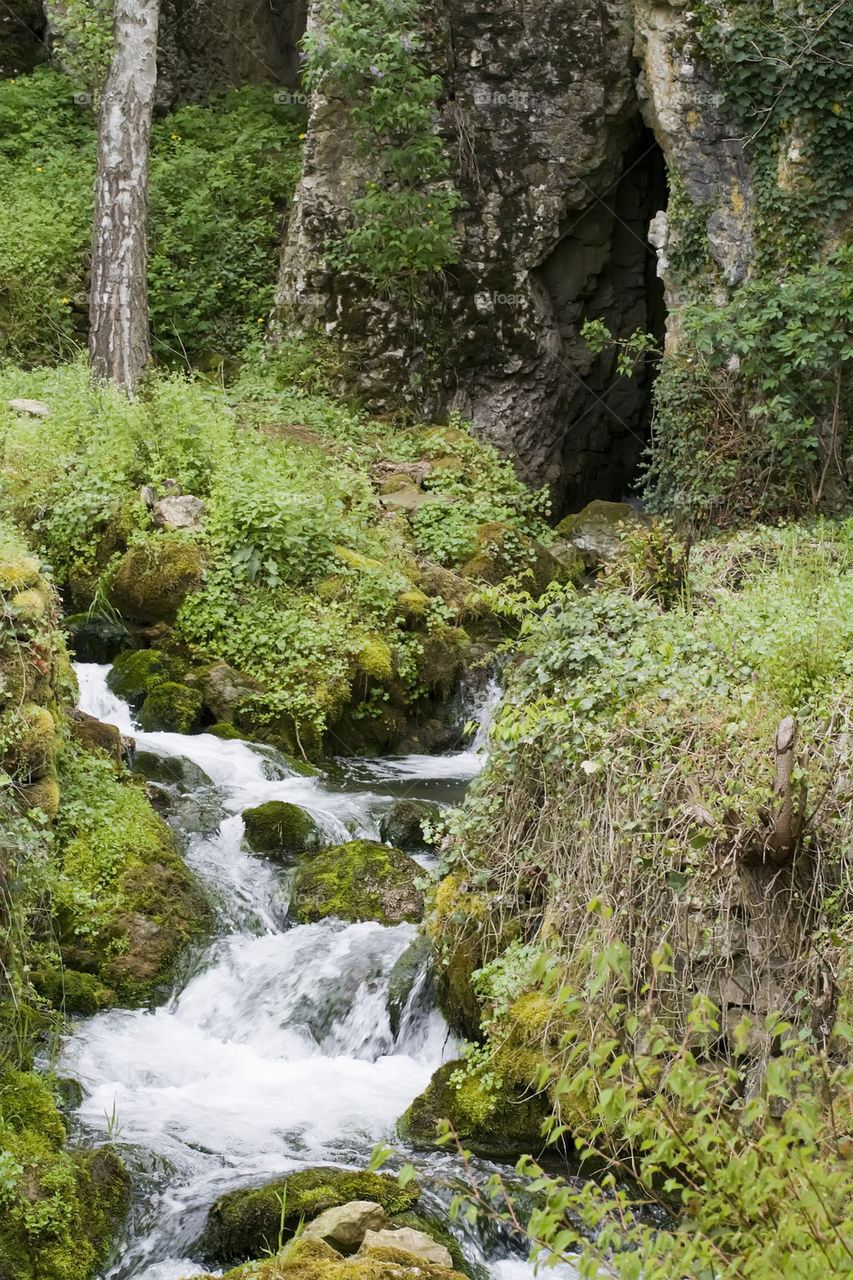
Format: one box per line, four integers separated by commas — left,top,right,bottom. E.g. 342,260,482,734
56,665,568,1280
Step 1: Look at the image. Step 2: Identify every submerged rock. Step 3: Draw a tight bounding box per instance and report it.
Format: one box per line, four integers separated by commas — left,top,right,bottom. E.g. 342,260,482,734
242,800,323,861
387,935,434,1038
290,840,424,925
202,1166,420,1265
379,799,441,851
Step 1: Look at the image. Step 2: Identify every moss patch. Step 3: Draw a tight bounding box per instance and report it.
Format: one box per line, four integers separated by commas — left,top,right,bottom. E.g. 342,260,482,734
106,648,172,704
138,681,203,733
203,1166,421,1265
242,800,323,861
0,1069,131,1280
291,840,423,925
398,1057,549,1160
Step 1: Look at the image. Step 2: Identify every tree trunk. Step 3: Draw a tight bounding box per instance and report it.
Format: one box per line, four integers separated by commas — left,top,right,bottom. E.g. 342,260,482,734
89,0,160,395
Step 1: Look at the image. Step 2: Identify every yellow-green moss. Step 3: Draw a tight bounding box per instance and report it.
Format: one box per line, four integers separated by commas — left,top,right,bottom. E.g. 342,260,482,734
203,1166,421,1264
17,777,61,819
138,681,203,733
0,551,40,593
291,840,423,925
356,636,394,683
8,585,52,622
242,800,323,860
107,535,204,624
106,648,172,703
0,1069,131,1280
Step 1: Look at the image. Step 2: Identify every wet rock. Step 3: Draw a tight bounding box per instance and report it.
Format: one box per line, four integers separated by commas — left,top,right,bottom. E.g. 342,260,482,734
68,710,131,766
302,1202,390,1255
291,840,424,926
361,1226,452,1268
379,799,441,851
152,494,206,530
184,659,265,724
132,751,214,791
63,611,133,663
138,681,203,733
107,648,172,704
242,800,323,862
387,935,434,1038
555,499,651,568
202,1166,420,1265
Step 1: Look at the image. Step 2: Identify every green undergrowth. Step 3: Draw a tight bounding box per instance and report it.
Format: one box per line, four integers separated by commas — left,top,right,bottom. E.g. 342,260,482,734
428,520,853,1138
0,68,305,366
0,359,552,748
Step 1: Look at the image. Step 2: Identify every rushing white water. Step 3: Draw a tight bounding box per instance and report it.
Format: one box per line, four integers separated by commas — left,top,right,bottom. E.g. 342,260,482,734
61,665,561,1280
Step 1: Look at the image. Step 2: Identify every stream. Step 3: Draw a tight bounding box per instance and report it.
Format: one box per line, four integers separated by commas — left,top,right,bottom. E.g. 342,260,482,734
58,664,573,1280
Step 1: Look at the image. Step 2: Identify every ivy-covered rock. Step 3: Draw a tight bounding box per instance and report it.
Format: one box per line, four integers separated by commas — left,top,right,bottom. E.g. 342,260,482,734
138,681,203,733
0,1068,131,1280
108,535,204,624
202,1166,420,1265
397,1057,549,1160
379,799,441,851
242,800,323,861
290,840,424,925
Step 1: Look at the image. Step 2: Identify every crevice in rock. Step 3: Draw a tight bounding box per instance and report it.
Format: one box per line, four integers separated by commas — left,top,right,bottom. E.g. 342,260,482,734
536,127,667,518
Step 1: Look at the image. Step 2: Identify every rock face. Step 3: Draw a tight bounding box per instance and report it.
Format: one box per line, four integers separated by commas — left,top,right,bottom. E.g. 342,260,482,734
278,0,668,513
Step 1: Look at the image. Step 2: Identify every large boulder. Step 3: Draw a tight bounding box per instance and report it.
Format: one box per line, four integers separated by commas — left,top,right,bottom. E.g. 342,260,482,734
68,710,131,766
202,1166,420,1265
108,536,204,624
301,1202,389,1255
379,799,441,852
184,660,265,724
290,840,424,926
361,1227,453,1269
138,681,202,733
63,611,133,663
555,500,651,568
242,801,323,862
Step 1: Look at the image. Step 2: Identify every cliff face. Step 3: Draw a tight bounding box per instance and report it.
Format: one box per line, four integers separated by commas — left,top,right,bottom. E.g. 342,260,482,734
279,0,677,512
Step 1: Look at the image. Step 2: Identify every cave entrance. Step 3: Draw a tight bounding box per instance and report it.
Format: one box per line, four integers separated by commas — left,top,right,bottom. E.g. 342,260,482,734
539,127,668,519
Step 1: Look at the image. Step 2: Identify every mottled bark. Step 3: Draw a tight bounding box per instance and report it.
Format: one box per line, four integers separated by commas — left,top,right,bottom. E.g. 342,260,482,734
89,0,159,395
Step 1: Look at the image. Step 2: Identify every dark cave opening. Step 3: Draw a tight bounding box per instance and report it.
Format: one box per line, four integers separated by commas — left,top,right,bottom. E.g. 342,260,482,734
538,127,668,519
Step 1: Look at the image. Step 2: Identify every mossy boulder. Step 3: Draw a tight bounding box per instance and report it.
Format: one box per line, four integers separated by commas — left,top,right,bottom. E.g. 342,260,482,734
32,964,115,1016
138,681,203,733
398,1056,550,1160
554,499,650,568
242,800,323,862
184,660,265,724
106,648,172,705
203,1166,421,1265
68,711,127,765
0,1068,131,1280
460,523,566,597
211,1236,467,1280
414,626,468,697
379,800,441,851
291,840,424,925
108,535,204,623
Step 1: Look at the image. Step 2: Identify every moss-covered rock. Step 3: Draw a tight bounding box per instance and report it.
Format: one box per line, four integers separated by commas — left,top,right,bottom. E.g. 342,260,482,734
184,660,265,724
460,523,566,597
356,636,394,683
379,800,441,852
138,681,203,733
242,800,323,861
0,1069,131,1280
291,840,423,925
106,648,171,704
16,777,61,819
202,1166,421,1265
209,1236,467,1280
108,535,204,624
414,626,469,697
2,702,57,781
398,1056,549,1160
68,711,127,765
32,964,115,1016
554,500,650,568
0,549,40,593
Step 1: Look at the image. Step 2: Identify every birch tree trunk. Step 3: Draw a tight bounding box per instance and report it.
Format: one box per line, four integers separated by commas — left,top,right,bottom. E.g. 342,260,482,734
89,0,160,395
